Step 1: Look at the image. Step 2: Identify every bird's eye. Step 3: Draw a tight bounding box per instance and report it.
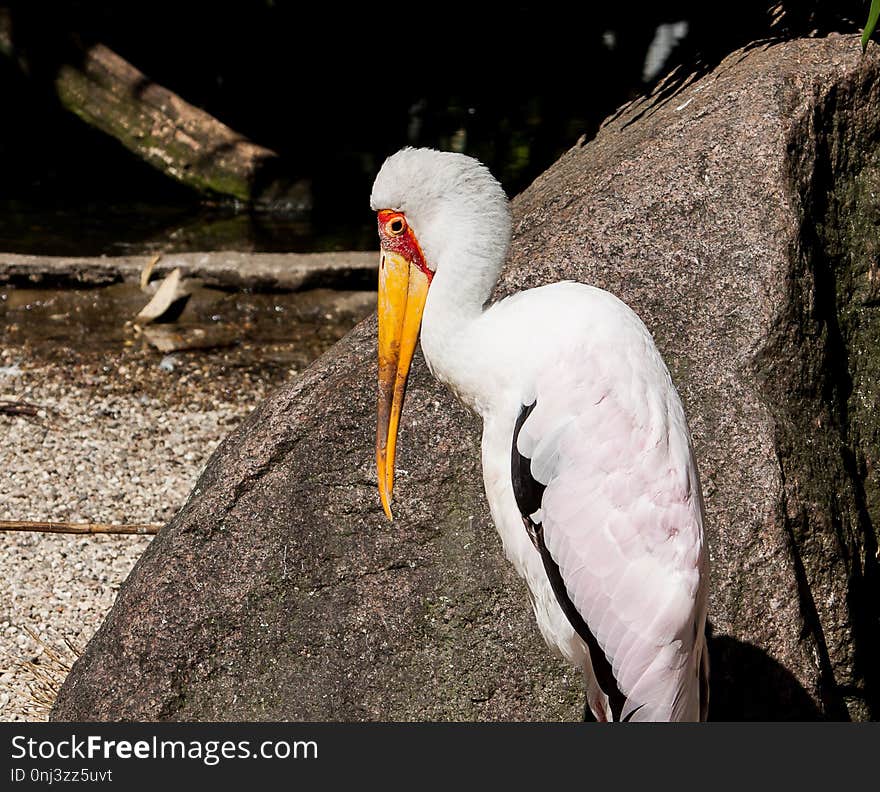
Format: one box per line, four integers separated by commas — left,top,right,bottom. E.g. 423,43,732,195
387,217,406,236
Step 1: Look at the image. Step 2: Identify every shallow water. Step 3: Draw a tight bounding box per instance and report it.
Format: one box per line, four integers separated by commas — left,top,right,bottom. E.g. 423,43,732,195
0,281,376,370
0,201,376,258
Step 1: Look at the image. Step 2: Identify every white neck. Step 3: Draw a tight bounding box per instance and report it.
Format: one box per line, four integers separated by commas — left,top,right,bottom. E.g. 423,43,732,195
419,240,507,417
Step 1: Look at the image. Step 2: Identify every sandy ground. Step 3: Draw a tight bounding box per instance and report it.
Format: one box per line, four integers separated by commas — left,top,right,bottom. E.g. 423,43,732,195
0,282,373,721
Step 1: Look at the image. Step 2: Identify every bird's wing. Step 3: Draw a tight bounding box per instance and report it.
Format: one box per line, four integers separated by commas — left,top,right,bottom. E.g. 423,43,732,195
514,322,708,722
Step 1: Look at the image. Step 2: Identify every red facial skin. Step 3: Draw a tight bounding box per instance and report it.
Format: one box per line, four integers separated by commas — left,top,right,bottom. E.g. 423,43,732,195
377,209,433,283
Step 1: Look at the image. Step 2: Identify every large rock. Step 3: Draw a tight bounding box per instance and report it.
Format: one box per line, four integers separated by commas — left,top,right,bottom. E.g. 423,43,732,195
52,34,879,721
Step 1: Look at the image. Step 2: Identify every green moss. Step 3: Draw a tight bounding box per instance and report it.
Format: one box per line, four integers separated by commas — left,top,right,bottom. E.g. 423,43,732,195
54,66,254,203
824,151,880,545
759,100,880,721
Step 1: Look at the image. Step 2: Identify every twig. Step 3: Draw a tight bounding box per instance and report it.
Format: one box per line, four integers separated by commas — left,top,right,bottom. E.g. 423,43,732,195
0,520,160,535
0,400,40,418
140,252,162,291
1,625,80,722
0,400,63,430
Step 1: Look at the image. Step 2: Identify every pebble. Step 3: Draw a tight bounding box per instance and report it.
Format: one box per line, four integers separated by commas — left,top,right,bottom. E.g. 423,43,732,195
0,348,284,721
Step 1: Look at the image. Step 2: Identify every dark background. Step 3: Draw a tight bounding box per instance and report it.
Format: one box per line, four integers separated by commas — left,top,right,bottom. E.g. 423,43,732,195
0,1,866,254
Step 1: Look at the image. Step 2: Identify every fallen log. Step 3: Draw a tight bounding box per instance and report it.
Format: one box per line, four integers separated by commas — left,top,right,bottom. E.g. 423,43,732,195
0,250,378,291
0,10,308,208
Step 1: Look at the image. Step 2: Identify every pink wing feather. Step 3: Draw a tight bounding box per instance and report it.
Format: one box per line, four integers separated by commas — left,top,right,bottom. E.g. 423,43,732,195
517,317,709,722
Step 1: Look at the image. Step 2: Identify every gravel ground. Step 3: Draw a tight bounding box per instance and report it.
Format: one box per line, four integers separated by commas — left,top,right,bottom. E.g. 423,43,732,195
0,285,373,721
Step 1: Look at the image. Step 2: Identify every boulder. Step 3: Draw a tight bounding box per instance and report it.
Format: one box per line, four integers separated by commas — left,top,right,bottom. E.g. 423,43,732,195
52,34,879,721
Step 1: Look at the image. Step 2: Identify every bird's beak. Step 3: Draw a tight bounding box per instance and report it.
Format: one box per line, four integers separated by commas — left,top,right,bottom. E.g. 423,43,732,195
376,248,430,519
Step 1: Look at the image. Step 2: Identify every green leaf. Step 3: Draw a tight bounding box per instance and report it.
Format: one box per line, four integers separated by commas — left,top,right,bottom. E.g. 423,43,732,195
862,0,880,53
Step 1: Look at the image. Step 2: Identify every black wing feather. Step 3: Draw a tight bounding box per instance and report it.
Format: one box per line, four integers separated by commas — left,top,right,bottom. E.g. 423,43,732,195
511,401,628,722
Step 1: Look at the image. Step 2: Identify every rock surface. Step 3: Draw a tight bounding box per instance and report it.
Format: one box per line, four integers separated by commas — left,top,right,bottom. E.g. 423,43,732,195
52,34,879,721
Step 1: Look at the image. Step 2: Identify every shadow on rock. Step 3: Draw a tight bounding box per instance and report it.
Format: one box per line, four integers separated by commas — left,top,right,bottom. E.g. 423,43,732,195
707,629,824,721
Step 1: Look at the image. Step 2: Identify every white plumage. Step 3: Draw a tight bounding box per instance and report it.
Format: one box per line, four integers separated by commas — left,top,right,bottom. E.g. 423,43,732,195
371,147,709,722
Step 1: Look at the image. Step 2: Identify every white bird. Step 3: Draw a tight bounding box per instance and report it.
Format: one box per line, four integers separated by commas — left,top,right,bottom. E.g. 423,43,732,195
371,147,709,722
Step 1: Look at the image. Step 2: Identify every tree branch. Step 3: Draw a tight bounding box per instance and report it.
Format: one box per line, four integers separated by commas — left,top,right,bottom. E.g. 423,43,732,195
0,520,160,535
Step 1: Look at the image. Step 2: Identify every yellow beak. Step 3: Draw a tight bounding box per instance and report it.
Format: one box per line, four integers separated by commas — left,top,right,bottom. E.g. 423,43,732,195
376,248,430,519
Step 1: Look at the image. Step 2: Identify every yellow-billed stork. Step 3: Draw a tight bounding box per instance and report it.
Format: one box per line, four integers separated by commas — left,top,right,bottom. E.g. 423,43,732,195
371,147,709,722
